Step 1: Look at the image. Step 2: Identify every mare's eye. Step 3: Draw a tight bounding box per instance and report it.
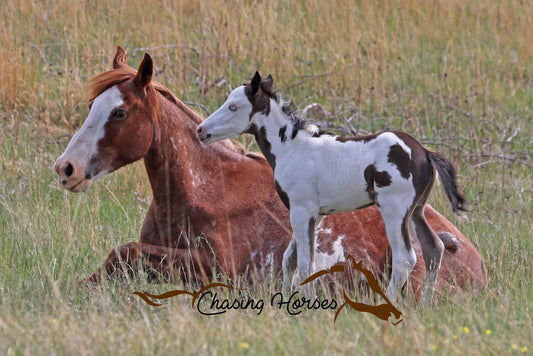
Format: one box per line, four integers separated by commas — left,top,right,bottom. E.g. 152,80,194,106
110,108,127,120
228,104,237,112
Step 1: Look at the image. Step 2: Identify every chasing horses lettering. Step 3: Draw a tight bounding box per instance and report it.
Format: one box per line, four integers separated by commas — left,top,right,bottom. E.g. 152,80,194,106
134,254,403,324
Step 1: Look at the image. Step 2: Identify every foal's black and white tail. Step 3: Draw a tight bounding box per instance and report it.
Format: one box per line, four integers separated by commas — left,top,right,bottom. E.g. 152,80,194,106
427,151,468,213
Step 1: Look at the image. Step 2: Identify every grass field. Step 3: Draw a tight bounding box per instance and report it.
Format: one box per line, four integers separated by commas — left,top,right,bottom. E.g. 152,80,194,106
1,0,532,354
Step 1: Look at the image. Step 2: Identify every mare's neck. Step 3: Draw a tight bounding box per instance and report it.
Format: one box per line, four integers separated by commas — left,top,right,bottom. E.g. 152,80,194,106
143,92,242,235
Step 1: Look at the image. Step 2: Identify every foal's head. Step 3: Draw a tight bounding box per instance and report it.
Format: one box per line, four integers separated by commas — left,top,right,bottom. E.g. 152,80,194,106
197,71,277,144
55,46,157,192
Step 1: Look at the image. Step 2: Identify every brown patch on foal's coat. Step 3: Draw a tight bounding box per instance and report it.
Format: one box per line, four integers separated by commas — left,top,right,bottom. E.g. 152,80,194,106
279,125,288,143
335,133,380,143
364,164,392,205
245,124,276,169
275,180,290,209
387,144,411,179
308,217,316,261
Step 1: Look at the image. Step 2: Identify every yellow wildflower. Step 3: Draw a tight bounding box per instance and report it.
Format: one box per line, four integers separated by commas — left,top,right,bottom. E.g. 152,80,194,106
462,327,469,334
520,347,527,353
239,342,250,350
485,329,492,335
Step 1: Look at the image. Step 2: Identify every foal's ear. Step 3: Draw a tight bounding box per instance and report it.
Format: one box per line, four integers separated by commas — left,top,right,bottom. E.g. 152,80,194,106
133,53,153,93
261,74,274,91
251,71,262,95
113,46,128,69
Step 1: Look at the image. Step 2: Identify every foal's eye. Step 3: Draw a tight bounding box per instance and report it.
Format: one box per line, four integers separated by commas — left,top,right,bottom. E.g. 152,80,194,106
110,108,127,120
228,104,237,112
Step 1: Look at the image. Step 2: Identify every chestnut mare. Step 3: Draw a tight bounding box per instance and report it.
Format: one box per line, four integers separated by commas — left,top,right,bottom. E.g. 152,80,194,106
54,47,486,299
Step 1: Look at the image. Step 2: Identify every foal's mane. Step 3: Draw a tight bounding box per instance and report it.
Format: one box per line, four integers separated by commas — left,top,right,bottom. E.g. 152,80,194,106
280,100,307,132
245,78,308,132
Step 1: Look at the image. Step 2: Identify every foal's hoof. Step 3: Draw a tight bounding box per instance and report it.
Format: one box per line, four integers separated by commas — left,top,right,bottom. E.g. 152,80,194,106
419,291,437,308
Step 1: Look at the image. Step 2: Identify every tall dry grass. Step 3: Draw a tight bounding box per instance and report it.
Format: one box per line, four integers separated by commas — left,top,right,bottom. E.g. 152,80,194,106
1,0,532,125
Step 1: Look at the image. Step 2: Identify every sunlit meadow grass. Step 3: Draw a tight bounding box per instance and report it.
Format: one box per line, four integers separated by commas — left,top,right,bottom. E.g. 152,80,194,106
1,0,532,354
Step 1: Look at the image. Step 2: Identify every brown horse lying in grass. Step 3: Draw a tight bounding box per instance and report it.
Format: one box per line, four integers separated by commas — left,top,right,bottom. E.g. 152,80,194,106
54,46,487,300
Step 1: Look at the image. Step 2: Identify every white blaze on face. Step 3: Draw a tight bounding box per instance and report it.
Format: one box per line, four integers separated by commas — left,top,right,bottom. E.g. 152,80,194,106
57,85,124,169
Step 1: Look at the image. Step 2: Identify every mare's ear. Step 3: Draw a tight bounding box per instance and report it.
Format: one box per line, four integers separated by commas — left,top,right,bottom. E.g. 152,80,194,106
251,71,262,95
133,53,153,94
261,74,274,92
113,46,128,69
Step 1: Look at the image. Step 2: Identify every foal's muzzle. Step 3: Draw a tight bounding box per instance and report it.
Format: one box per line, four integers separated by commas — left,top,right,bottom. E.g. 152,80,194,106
197,125,212,143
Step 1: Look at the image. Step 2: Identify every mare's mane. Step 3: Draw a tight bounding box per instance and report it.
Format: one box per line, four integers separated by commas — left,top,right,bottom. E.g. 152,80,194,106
88,67,201,124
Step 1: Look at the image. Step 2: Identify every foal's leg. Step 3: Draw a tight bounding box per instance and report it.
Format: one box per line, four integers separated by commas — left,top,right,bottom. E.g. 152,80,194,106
411,205,444,305
377,200,417,301
282,214,324,292
408,165,443,305
282,239,297,291
289,207,319,296
282,212,323,293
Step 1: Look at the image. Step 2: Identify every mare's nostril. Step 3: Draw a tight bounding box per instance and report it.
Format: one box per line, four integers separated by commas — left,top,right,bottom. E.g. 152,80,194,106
65,163,74,177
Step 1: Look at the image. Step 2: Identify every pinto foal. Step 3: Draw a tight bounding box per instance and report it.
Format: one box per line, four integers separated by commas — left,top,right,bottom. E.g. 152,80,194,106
199,72,466,302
